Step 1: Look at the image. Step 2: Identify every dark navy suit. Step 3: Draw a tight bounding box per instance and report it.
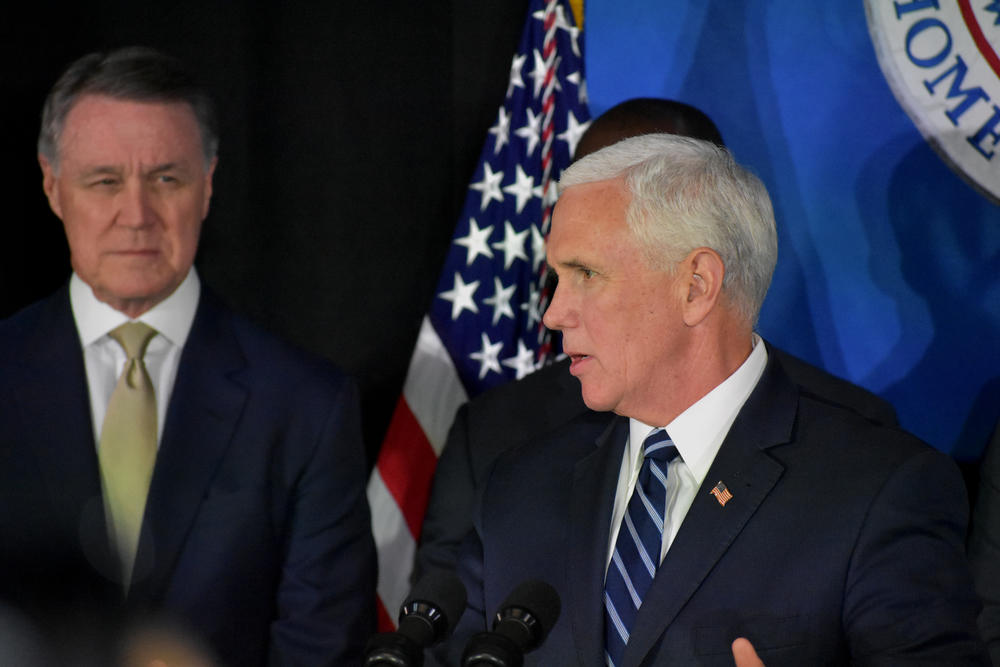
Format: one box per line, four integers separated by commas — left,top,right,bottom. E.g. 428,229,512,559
0,286,375,665
415,345,898,581
437,353,986,665
969,419,1000,665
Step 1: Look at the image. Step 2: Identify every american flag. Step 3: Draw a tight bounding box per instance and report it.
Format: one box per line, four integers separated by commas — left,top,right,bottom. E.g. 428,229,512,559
710,481,734,507
366,0,590,630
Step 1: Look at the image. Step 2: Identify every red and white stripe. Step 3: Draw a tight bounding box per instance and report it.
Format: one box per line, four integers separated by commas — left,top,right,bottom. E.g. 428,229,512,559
368,0,566,630
535,0,560,359
367,317,468,629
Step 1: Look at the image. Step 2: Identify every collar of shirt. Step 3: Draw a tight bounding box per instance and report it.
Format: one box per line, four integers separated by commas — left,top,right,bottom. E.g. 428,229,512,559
626,333,768,486
606,334,768,570
70,269,201,349
70,269,201,445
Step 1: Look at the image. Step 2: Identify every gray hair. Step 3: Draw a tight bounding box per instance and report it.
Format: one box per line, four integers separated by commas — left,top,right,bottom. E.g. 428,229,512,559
38,46,218,170
558,133,777,324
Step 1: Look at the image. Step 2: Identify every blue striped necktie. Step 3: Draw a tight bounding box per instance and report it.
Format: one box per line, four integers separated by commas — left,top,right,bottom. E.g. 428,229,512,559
604,429,678,667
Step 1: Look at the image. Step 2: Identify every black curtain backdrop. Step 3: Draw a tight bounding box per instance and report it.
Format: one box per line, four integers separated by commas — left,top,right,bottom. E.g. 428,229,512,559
1,1,531,466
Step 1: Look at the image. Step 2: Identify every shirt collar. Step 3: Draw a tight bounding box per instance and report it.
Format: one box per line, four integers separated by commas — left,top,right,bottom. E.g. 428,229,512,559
628,333,768,484
70,268,201,348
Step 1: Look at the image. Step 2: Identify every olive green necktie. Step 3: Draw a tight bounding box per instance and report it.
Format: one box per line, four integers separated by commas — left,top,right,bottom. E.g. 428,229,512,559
98,321,158,586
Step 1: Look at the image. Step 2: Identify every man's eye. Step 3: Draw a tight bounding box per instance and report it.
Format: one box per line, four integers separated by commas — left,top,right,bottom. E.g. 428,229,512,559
158,174,178,184
581,268,595,280
91,178,119,187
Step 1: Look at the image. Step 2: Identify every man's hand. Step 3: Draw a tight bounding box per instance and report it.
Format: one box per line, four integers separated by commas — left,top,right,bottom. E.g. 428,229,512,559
731,637,765,667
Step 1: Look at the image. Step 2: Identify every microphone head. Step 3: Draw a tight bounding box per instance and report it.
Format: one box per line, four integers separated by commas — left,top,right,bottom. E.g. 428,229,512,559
400,570,468,643
493,580,561,651
365,572,469,666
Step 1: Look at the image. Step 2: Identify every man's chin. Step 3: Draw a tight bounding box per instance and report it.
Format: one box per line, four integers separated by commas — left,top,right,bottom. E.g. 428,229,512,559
579,385,616,413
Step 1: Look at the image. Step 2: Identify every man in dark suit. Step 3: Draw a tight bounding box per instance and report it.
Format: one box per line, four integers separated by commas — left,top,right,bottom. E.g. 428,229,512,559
436,134,985,665
415,99,897,583
969,418,1000,665
0,47,375,665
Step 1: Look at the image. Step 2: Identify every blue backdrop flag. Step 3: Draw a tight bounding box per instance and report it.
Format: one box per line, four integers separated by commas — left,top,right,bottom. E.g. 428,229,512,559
586,1,999,457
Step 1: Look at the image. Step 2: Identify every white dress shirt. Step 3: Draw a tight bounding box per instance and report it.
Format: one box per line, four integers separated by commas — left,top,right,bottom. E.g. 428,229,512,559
70,269,201,446
606,334,768,570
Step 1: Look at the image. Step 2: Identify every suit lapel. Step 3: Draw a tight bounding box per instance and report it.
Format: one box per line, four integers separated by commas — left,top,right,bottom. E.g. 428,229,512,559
12,289,116,574
567,416,628,666
623,354,799,667
130,292,249,600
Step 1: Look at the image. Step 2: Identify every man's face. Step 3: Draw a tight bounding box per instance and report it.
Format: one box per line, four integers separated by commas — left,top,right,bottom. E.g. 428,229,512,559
40,94,215,317
543,177,687,421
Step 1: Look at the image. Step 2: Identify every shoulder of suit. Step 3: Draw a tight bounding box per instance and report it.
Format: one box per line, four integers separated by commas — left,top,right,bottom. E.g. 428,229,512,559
199,289,354,390
0,288,69,356
789,387,942,468
769,344,897,426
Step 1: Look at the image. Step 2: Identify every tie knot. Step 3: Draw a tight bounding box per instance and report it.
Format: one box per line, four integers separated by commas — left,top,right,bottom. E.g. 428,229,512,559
109,321,157,360
642,429,677,463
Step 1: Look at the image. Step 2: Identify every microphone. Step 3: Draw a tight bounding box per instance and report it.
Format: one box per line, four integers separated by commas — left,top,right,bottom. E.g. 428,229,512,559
461,580,561,667
364,570,468,666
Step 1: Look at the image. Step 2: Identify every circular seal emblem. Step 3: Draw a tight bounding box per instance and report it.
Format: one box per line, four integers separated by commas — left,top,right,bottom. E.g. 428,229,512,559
866,0,1000,204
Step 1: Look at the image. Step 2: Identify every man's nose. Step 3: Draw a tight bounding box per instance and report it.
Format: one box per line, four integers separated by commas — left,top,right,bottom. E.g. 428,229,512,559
542,281,573,331
116,182,155,228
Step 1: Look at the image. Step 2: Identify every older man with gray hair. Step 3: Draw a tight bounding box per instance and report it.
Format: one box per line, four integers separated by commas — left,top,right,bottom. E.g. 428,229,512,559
0,47,374,665
439,134,986,666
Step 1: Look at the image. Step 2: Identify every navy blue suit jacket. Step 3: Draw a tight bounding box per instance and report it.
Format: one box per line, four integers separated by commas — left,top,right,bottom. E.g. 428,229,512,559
969,418,1000,665
415,345,898,582
442,353,986,665
0,286,375,665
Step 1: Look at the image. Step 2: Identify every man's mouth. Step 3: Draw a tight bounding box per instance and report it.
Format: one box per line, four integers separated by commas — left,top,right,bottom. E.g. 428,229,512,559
567,353,591,372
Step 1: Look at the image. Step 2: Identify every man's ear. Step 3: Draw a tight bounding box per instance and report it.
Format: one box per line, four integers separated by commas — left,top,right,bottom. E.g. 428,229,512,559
39,154,63,220
680,247,725,327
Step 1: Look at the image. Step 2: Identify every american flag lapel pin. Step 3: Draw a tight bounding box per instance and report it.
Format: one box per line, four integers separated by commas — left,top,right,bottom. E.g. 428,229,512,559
710,481,733,507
